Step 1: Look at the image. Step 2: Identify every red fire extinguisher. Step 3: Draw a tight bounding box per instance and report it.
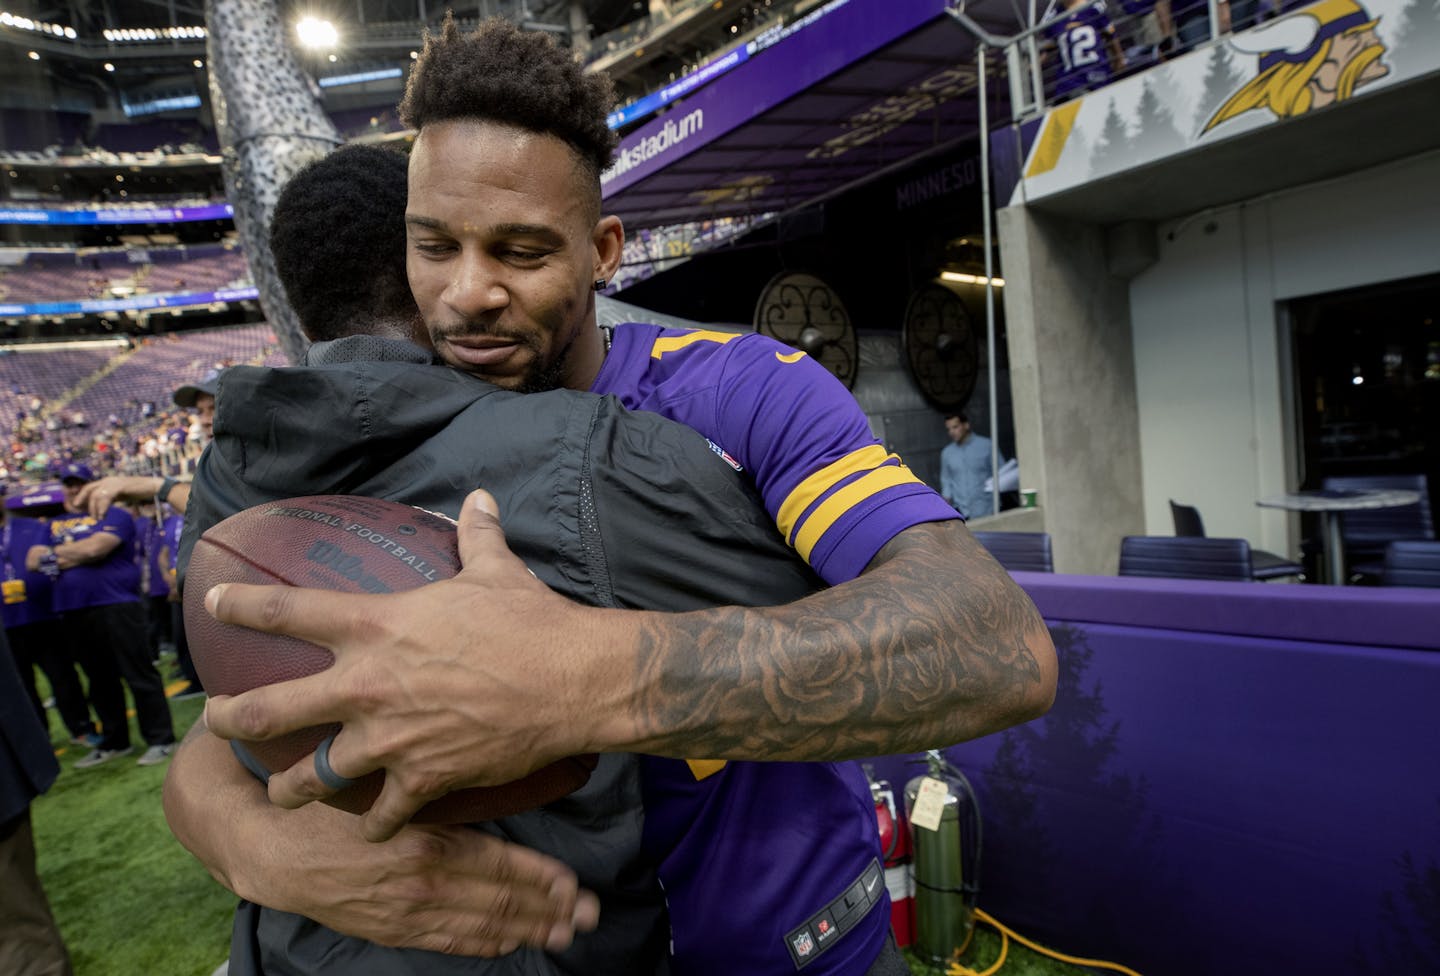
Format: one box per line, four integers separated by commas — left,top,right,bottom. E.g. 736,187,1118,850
863,764,914,947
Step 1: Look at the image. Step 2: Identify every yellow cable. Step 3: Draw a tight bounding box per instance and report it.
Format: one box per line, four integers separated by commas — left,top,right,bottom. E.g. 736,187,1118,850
945,925,1009,976
973,908,1144,976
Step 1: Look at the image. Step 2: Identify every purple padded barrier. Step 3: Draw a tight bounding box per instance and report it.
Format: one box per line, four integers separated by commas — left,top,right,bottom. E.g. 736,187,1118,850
1010,570,1440,650
864,574,1440,976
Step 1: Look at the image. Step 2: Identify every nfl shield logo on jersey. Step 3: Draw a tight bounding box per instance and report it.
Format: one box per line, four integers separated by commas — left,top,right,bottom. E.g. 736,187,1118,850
792,930,815,959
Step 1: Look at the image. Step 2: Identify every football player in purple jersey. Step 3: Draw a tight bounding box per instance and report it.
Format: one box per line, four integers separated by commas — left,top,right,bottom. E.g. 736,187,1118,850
190,16,1056,975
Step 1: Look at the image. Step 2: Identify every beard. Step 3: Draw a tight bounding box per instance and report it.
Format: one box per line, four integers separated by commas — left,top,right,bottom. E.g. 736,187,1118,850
514,325,581,393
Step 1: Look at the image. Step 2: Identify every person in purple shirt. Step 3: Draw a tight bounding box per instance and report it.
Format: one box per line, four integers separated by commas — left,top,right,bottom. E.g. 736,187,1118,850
134,502,173,655
183,17,1055,974
26,462,176,768
1045,0,1126,100
158,507,203,699
1,484,98,746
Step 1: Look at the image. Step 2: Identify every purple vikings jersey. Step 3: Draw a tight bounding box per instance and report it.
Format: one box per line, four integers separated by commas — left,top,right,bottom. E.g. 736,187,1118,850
1046,2,1115,98
137,514,171,598
48,506,141,612
162,514,185,576
1,516,58,628
592,324,955,584
591,324,957,974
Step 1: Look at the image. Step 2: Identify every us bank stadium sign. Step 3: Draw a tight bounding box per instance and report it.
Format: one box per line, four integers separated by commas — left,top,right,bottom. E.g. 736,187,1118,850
1009,0,1438,204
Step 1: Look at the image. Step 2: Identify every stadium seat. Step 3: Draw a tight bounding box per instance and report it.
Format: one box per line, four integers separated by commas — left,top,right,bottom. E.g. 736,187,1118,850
1119,536,1255,581
1379,541,1440,588
972,531,1055,573
1319,475,1434,581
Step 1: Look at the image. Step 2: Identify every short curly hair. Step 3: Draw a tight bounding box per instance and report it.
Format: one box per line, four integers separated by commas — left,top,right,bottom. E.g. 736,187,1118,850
398,15,618,184
269,144,418,342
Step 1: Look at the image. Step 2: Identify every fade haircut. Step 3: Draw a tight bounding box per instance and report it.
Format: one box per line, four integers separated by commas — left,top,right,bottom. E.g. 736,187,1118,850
269,144,419,342
398,15,618,208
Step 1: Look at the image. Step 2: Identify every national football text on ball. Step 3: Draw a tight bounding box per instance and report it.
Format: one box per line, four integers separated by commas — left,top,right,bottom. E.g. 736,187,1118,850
263,505,446,586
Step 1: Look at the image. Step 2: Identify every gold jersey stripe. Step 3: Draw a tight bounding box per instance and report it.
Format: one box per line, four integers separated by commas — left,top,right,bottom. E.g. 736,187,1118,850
776,445,891,545
650,330,745,358
685,759,728,780
794,463,924,562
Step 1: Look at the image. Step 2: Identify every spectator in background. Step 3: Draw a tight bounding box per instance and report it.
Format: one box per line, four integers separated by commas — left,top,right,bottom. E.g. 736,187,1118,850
1,485,99,748
133,501,174,669
74,371,219,519
940,411,1005,518
1168,0,1231,51
72,376,218,703
26,462,176,768
157,503,202,700
1116,0,1175,68
1046,0,1126,100
0,631,73,976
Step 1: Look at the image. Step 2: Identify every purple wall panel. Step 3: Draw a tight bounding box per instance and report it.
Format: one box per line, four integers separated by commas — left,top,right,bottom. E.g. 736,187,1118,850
864,576,1440,975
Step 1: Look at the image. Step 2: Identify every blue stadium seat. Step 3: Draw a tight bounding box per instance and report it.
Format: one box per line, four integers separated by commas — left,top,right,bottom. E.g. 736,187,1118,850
1380,541,1440,589
1119,536,1254,581
972,531,1054,573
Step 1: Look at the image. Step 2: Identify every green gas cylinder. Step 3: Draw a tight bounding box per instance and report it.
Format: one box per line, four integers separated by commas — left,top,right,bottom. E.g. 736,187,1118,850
903,750,981,966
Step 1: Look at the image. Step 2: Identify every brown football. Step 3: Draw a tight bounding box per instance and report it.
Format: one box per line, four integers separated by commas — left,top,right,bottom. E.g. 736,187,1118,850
183,494,596,823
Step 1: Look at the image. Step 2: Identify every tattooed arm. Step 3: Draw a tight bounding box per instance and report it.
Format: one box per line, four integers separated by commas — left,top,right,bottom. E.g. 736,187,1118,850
203,490,1055,841
620,518,1053,760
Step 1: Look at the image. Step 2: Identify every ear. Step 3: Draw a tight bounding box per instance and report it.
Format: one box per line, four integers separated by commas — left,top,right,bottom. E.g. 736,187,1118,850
592,215,624,284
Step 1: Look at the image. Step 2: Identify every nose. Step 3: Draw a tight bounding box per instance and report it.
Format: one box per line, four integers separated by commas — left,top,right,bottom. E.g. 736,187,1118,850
442,249,509,322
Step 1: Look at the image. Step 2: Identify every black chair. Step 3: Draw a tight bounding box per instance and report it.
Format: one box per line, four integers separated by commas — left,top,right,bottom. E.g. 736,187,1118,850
1119,536,1255,581
1168,500,1304,581
1380,541,1440,588
973,531,1054,572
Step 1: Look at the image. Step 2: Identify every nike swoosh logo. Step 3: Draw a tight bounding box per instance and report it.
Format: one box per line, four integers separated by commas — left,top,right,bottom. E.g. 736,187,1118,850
865,875,879,894
775,350,805,364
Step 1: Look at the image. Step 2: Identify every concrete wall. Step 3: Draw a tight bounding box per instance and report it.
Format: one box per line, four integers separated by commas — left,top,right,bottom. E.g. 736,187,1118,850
996,205,1145,574
1130,153,1440,554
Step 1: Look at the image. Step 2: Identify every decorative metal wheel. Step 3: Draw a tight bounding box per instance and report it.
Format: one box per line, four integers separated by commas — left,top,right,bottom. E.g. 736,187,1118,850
753,272,859,389
902,284,978,410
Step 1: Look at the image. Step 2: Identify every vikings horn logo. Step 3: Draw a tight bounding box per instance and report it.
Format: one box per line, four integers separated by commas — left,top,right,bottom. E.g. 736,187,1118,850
1203,0,1390,132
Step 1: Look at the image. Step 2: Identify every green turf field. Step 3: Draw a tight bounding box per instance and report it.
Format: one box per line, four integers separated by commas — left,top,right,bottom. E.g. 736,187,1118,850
28,664,1110,976
31,676,233,976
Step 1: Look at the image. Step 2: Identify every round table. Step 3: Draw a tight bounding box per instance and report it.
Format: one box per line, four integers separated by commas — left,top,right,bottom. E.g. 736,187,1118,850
1256,489,1422,584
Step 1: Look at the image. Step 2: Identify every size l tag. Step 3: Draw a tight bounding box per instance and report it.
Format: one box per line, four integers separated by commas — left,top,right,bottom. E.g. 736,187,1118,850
910,776,949,832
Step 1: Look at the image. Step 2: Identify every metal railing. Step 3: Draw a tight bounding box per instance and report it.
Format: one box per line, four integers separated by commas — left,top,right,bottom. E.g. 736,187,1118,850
950,0,1255,121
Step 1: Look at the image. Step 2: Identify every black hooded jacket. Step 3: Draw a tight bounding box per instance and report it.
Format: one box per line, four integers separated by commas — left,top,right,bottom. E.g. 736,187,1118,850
179,336,823,976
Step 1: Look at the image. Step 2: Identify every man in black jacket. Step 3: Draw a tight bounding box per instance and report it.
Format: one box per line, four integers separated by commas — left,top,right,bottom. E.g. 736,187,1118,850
169,143,827,976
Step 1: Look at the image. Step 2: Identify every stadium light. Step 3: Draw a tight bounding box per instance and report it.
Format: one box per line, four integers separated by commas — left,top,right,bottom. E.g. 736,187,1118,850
0,11,76,39
101,24,207,42
941,271,1005,288
295,16,339,49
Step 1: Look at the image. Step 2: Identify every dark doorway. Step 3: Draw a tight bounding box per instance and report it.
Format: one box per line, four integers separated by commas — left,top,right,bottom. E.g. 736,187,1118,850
1289,272,1440,500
